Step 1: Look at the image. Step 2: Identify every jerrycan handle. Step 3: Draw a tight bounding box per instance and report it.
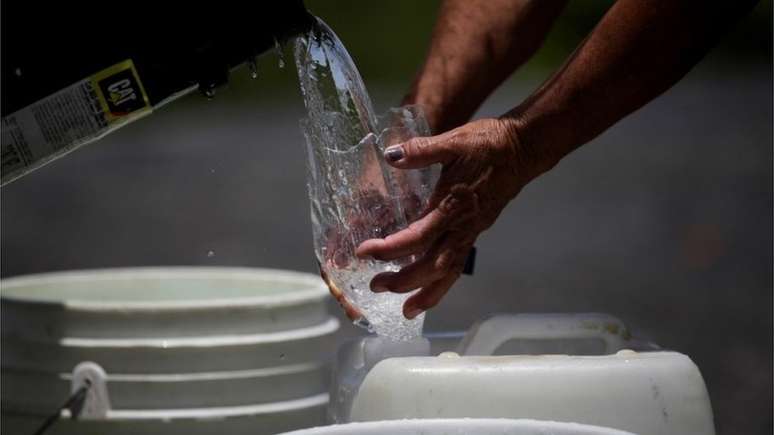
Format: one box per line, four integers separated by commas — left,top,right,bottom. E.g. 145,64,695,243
456,313,631,356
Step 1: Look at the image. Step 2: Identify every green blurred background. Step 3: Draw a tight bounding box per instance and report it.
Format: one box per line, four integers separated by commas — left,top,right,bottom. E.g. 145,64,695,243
238,0,772,100
2,1,772,434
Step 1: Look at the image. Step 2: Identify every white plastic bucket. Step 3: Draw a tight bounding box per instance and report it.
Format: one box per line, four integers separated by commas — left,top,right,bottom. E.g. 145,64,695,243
1,267,330,339
1,267,338,434
276,419,636,435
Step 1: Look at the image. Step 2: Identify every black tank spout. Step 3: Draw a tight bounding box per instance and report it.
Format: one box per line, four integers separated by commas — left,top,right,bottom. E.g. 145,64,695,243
1,0,314,114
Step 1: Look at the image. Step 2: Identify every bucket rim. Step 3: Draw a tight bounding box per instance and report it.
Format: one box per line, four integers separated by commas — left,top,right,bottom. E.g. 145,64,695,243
0,267,328,310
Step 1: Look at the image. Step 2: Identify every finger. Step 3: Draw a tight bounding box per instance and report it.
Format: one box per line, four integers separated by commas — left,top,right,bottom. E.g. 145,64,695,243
403,272,460,319
429,181,481,224
370,233,471,293
423,169,457,213
384,134,457,169
369,242,455,293
356,207,448,261
356,184,479,261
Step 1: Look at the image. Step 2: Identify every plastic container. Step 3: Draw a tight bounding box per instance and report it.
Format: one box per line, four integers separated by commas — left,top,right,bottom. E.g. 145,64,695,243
1,267,330,339
276,418,636,435
341,314,714,435
351,351,714,435
2,318,339,374
3,361,328,409
1,267,338,434
330,313,648,422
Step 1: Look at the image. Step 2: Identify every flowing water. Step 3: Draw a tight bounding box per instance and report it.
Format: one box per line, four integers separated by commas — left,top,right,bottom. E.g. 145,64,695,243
294,17,437,341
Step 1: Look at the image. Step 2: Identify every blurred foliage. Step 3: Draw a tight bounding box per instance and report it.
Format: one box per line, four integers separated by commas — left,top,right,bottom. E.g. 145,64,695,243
305,0,771,81
233,0,771,102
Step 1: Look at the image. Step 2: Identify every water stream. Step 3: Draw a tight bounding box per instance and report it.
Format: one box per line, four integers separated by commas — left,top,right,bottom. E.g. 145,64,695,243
293,17,436,340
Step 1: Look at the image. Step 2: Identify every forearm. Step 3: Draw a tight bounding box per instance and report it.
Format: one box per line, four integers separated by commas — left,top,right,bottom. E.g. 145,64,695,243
404,0,567,133
505,0,759,171
358,0,759,316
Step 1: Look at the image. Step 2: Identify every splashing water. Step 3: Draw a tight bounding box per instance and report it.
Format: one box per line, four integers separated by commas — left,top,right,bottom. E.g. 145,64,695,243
247,58,258,79
275,38,287,69
294,17,436,341
294,17,378,140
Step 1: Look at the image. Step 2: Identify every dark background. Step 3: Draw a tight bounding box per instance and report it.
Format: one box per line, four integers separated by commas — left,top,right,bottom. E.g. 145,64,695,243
2,1,772,433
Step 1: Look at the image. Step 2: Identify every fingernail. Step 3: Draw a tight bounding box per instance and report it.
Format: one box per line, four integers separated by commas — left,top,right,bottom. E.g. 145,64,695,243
384,145,404,162
404,305,423,319
371,284,388,293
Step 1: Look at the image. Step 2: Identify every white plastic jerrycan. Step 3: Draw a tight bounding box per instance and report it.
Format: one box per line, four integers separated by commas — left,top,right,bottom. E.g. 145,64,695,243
346,314,716,435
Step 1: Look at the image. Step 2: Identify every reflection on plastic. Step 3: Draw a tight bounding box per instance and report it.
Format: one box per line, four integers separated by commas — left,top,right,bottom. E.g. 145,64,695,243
301,107,439,341
295,17,439,341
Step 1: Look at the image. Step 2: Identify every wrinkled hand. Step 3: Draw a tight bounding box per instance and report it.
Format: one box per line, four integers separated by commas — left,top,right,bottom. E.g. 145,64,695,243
356,117,553,319
319,188,425,321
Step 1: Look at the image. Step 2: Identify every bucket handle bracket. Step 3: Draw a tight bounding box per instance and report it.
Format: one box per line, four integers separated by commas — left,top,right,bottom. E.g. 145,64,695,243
70,361,111,420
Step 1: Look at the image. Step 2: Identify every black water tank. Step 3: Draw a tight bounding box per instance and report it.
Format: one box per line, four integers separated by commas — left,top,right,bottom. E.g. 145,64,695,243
1,0,313,113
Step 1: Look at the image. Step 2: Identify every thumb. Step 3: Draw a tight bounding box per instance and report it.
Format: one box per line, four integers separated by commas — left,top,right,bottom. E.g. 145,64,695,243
383,134,456,169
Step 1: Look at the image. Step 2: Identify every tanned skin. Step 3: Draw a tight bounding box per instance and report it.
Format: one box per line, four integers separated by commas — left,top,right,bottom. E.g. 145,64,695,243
354,0,759,319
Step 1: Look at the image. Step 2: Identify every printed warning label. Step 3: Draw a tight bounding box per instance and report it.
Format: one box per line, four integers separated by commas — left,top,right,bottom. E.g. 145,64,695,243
1,60,150,185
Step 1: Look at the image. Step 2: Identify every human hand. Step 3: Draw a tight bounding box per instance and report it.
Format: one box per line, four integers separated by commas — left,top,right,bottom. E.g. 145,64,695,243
314,107,437,323
318,188,425,322
355,117,556,319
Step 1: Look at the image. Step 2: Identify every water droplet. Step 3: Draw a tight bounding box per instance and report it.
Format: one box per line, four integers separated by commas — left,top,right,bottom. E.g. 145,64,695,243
274,37,286,69
210,168,216,174
247,58,258,79
203,87,216,99
14,68,22,77
207,250,215,258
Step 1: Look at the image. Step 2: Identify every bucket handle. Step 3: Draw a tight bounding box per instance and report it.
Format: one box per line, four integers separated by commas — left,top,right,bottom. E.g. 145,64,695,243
70,361,111,419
